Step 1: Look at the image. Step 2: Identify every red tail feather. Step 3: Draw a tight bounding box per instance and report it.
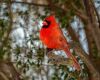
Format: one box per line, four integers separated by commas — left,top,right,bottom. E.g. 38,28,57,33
64,48,80,71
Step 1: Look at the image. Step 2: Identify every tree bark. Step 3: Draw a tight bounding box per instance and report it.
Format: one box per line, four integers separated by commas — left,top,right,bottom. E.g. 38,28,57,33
83,0,100,56
0,60,20,80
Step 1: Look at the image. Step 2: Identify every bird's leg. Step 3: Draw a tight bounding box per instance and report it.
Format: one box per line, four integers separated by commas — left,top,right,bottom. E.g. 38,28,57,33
46,48,53,55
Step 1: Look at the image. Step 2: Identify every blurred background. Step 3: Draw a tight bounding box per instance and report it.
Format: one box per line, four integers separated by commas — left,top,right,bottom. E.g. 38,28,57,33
0,0,100,80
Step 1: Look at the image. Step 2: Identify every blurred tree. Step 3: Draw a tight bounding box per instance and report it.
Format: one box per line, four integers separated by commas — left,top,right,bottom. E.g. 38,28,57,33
0,0,100,80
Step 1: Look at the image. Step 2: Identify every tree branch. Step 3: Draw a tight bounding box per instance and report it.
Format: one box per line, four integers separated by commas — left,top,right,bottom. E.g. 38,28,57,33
0,60,20,80
90,0,100,28
72,42,100,80
0,0,13,59
2,0,88,22
83,0,100,56
9,0,49,7
67,25,100,80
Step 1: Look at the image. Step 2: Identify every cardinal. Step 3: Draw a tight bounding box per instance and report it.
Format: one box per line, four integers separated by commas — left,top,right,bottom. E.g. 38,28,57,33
39,15,80,71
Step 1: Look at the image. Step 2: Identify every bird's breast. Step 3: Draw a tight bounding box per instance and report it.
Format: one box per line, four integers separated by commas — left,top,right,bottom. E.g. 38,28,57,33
40,28,59,49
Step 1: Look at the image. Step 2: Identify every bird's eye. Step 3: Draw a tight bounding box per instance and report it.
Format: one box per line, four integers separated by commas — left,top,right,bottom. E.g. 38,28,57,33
42,20,50,28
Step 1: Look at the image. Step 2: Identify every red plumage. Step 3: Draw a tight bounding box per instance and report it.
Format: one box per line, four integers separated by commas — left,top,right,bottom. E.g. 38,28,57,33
40,15,80,71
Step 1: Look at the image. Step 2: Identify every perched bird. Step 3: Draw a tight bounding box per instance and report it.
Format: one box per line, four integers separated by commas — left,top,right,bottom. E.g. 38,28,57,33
39,15,80,71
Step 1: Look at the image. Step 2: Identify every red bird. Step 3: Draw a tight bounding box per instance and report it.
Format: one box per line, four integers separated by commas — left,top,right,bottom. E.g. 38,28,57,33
39,15,80,71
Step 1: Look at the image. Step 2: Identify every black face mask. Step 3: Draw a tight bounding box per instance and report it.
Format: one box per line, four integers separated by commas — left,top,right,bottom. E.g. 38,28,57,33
42,20,51,28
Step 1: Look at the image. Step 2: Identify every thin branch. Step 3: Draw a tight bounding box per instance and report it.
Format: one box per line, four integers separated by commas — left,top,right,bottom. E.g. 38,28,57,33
71,2,88,21
84,23,96,59
0,60,20,80
0,71,9,80
83,0,100,56
67,25,100,79
90,0,100,27
11,1,49,7
1,0,13,47
2,0,88,21
72,42,100,80
0,0,13,59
